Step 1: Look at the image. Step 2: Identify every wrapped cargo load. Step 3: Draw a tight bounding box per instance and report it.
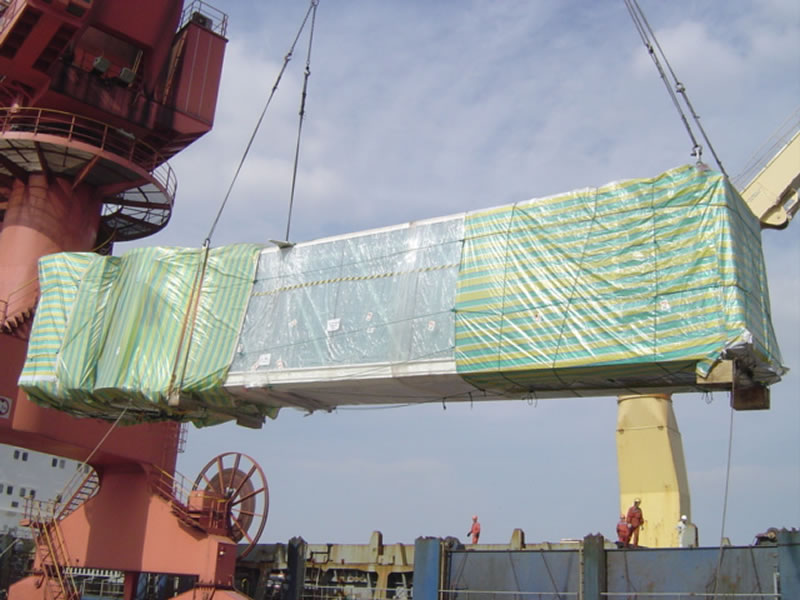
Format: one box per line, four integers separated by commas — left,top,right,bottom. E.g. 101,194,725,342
226,214,472,410
20,245,268,426
454,164,784,394
20,165,785,427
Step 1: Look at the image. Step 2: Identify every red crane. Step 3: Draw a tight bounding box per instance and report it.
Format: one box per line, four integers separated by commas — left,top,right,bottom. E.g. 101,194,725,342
0,2,265,598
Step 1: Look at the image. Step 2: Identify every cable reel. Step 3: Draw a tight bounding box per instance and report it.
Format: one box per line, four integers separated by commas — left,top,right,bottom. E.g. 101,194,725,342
192,452,269,557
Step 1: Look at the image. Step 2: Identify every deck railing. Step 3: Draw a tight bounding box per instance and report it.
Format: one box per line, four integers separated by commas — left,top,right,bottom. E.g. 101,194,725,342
180,0,228,37
0,107,176,200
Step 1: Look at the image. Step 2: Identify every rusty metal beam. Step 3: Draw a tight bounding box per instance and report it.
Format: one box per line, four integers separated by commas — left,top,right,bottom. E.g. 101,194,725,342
97,177,149,197
0,152,29,182
71,154,100,190
103,197,170,211
106,210,153,226
33,142,53,183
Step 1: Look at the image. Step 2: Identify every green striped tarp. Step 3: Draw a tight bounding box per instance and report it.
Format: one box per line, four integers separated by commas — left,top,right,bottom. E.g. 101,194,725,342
20,244,268,426
454,164,783,393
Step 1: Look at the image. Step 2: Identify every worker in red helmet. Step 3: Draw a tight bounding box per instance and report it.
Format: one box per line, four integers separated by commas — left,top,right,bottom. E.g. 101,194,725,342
467,515,481,544
626,498,644,547
616,514,632,548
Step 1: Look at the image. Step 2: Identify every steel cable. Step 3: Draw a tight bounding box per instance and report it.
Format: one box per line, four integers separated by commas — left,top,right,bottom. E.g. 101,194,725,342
624,0,727,175
204,0,320,245
285,0,319,242
712,371,737,599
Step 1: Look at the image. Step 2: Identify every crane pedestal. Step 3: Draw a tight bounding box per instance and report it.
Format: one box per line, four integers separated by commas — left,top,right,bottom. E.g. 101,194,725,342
616,394,692,548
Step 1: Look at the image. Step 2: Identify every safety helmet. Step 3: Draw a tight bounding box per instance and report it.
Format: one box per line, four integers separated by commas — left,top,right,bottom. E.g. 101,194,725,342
634,498,641,504
681,514,688,520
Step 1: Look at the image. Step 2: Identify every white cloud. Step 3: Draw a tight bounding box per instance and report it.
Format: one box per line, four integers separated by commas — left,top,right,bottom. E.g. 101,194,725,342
631,21,742,83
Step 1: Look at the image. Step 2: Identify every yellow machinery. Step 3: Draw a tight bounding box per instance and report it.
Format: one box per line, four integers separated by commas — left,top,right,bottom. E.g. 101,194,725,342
738,128,800,229
616,122,800,548
616,394,691,547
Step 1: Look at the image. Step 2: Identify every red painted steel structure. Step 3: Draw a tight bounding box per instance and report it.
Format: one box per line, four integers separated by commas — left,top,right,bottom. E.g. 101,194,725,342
0,1,248,598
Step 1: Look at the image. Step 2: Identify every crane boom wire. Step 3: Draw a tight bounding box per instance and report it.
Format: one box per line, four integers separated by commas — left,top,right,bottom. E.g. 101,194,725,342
733,105,800,188
204,0,319,246
285,0,319,242
624,0,727,176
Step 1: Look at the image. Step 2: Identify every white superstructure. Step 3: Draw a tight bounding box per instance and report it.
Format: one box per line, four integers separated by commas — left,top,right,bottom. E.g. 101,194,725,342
0,444,77,538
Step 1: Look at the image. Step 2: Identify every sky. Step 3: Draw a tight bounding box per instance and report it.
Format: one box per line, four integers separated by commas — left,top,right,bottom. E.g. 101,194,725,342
118,0,799,547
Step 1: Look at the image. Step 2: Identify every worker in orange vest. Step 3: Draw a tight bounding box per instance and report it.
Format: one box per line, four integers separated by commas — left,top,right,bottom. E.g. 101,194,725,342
616,514,632,547
626,498,644,547
467,515,481,544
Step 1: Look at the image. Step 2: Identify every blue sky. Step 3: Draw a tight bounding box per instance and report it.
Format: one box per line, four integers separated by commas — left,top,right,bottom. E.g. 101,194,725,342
124,1,799,546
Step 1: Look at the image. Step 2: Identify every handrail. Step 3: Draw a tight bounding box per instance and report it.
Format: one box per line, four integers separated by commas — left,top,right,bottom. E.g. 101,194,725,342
23,498,81,600
150,466,230,534
179,0,228,37
55,468,99,521
151,465,195,506
49,519,80,600
0,106,177,200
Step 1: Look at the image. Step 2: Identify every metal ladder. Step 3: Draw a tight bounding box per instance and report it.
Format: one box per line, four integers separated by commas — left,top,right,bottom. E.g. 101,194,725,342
23,469,100,600
24,501,80,600
150,467,208,533
55,468,100,521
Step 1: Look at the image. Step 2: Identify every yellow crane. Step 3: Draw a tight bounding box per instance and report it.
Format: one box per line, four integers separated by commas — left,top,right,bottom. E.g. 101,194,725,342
616,117,800,548
738,126,800,229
